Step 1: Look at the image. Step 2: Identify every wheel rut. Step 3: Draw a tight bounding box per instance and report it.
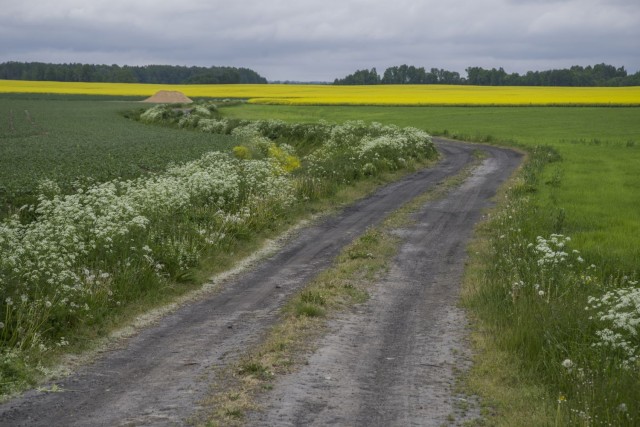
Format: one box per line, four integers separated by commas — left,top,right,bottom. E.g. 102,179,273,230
0,140,521,426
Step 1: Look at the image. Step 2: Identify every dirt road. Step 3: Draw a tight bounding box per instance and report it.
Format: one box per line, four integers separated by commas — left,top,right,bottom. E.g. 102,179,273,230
0,139,521,426
249,143,520,426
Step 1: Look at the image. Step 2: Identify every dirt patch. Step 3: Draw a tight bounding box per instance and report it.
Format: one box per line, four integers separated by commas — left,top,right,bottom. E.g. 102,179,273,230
142,90,193,104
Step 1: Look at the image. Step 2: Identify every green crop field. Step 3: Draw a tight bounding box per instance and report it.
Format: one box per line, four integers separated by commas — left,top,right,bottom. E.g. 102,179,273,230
0,94,236,215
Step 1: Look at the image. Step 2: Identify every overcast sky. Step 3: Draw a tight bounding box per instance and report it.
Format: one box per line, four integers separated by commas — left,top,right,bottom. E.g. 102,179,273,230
1,0,639,81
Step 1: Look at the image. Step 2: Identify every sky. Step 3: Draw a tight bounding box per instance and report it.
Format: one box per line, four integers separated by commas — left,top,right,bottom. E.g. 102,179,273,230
1,0,639,82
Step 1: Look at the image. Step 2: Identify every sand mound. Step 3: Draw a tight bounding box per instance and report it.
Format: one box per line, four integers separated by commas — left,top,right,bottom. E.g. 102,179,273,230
143,90,193,104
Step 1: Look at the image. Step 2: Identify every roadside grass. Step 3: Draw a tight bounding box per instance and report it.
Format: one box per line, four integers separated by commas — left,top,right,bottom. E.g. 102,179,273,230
461,169,556,426
462,146,639,425
196,154,482,426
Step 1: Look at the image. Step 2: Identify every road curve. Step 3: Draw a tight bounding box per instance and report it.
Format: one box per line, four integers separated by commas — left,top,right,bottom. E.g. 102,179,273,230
0,139,521,426
249,141,521,426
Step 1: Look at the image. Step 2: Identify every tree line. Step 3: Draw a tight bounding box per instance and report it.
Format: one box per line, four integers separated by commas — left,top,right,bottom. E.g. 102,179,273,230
334,64,640,86
0,62,267,84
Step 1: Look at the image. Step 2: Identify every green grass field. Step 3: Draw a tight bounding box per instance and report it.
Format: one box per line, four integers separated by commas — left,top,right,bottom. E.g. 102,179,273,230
222,104,640,274
0,94,236,215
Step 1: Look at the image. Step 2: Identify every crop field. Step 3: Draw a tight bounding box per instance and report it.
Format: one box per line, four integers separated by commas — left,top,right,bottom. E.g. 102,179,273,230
1,79,640,106
0,94,237,215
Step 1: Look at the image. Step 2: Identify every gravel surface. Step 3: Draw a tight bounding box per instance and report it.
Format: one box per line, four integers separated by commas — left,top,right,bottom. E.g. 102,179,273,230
0,139,521,426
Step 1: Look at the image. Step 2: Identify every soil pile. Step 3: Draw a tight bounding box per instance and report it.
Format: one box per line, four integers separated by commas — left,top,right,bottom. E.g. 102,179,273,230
142,90,193,103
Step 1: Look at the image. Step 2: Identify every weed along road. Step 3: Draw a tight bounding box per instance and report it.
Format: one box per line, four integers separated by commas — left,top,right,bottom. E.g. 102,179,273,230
0,139,521,426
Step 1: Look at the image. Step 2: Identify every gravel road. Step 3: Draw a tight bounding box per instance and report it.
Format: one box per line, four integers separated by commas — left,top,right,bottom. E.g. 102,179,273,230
0,139,521,426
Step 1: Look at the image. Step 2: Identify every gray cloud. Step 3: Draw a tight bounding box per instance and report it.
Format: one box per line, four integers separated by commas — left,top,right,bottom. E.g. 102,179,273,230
0,0,638,81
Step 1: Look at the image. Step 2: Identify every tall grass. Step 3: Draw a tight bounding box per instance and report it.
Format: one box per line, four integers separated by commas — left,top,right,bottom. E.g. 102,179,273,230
465,146,639,425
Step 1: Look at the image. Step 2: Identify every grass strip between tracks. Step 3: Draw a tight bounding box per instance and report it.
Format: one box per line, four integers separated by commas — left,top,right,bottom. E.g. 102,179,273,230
194,151,485,426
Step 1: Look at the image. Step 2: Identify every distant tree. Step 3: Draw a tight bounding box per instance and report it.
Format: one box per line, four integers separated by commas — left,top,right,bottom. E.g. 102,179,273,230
466,67,489,85
381,66,398,84
463,64,631,86
114,66,137,83
0,62,268,84
397,64,409,83
436,69,462,84
334,68,380,85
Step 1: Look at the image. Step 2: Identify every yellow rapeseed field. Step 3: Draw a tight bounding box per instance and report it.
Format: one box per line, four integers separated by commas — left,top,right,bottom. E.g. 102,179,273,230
1,79,639,106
